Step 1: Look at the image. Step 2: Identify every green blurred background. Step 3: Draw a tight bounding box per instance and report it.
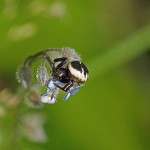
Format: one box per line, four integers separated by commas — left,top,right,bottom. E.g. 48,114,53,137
0,0,150,150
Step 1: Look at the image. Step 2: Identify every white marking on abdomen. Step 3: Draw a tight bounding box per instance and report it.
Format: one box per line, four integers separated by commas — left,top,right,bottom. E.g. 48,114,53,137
68,63,87,82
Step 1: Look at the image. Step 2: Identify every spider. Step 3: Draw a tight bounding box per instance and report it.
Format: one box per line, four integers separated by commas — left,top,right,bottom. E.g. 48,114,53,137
17,48,89,104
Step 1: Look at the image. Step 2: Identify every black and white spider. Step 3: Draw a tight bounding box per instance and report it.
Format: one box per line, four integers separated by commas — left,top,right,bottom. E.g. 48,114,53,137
17,47,89,104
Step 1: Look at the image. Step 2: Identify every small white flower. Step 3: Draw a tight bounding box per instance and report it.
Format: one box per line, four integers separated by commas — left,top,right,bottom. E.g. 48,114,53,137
41,94,56,104
41,86,59,104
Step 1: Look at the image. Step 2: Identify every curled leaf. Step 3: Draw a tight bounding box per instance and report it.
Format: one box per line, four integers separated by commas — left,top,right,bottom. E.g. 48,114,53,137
36,65,50,86
16,65,31,88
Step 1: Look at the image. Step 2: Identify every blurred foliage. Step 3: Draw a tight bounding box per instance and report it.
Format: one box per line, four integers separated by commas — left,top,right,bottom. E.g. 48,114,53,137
0,0,150,150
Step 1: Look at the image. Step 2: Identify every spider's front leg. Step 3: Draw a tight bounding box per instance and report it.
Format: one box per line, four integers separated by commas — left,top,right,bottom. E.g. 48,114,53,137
55,81,79,100
53,57,68,70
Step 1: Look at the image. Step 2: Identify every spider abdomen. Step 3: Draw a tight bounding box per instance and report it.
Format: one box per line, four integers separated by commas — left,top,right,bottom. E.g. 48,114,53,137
68,61,89,83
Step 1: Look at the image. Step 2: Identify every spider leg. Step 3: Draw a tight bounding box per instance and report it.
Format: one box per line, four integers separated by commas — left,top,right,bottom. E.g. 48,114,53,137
53,57,68,70
54,81,79,100
62,87,79,100
62,84,84,100
55,81,73,92
69,87,79,95
54,82,71,100
63,93,71,100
